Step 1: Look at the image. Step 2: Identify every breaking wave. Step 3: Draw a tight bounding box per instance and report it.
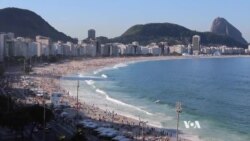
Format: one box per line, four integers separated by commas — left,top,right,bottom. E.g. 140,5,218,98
113,63,128,69
101,74,108,78
95,89,153,115
93,63,129,74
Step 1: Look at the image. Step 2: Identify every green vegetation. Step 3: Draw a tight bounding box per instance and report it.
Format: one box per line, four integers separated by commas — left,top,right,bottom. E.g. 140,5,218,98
0,95,54,140
110,23,247,48
25,105,54,140
0,8,77,43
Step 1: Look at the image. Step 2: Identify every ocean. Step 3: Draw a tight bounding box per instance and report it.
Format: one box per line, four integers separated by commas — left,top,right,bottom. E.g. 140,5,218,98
61,57,250,141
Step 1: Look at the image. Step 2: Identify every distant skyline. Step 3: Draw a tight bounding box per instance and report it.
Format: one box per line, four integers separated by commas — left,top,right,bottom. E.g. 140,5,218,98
0,0,249,42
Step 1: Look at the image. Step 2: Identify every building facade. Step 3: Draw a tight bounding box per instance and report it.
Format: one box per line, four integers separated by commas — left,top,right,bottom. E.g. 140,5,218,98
0,33,15,62
88,29,96,40
192,35,201,55
36,35,52,56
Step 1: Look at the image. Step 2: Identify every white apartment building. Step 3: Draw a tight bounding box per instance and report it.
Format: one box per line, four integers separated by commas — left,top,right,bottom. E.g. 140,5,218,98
132,41,139,46
150,47,161,56
84,43,96,57
201,46,245,55
169,45,185,54
51,42,59,56
163,46,170,55
245,49,249,54
125,45,135,55
13,37,29,58
36,36,52,56
117,44,127,55
110,43,119,56
36,36,51,45
101,44,110,56
140,47,150,55
78,45,84,56
201,47,212,54
53,41,64,55
66,42,77,56
62,44,71,56
28,42,38,57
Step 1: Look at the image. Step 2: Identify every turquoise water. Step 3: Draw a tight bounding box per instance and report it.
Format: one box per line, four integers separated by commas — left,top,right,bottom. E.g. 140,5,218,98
61,57,250,141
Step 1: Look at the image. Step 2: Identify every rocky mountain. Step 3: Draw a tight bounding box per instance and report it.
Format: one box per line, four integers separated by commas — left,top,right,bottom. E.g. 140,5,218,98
110,23,247,48
211,17,247,45
0,8,77,43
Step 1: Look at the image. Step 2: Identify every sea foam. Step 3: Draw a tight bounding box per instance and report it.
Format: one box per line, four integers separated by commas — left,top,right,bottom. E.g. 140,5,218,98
113,63,128,69
85,80,96,88
85,80,95,85
93,63,129,74
95,88,153,115
101,74,108,78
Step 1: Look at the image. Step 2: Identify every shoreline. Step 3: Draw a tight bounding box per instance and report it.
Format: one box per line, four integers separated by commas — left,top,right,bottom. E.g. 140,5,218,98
29,55,250,141
65,55,250,76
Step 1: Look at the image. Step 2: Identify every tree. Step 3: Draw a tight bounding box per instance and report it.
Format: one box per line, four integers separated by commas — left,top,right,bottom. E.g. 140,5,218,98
24,105,54,140
0,63,5,76
0,104,54,141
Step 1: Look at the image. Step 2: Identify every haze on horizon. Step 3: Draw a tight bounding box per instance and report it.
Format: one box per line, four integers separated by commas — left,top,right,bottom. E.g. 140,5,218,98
0,0,249,42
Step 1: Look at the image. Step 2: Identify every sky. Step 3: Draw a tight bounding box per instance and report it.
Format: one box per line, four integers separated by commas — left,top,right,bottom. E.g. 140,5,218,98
0,0,249,42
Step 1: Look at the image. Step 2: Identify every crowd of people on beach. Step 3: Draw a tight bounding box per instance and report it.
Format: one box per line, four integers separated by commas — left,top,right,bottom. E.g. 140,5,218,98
2,57,191,141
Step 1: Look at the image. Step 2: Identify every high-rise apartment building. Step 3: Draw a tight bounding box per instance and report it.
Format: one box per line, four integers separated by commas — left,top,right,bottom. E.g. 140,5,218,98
88,29,96,40
192,35,201,55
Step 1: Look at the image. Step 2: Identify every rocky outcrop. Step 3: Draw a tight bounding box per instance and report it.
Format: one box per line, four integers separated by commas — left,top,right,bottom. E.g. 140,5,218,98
211,17,247,45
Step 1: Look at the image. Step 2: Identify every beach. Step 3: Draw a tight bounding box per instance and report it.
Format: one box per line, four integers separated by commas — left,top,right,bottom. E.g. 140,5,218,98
15,55,250,141
26,56,193,141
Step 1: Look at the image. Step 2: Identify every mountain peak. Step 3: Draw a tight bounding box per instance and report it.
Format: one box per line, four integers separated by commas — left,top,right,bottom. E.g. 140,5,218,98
0,7,77,43
0,7,31,11
214,17,226,21
211,17,247,45
111,22,247,47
